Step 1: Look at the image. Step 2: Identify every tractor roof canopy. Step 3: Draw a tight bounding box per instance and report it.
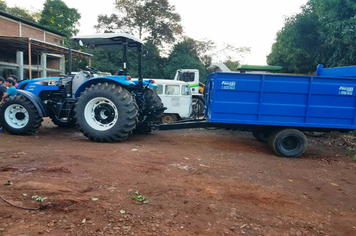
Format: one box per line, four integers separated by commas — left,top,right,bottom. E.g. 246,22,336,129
71,33,143,49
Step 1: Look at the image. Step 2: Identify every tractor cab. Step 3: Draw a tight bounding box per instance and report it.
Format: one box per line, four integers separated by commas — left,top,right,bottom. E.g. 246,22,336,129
71,33,145,86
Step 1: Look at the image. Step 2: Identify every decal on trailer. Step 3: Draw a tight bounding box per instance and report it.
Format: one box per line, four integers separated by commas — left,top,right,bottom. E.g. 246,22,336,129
221,81,236,90
339,86,354,95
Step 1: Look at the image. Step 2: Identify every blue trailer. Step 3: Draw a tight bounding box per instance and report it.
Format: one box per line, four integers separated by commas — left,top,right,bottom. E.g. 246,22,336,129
161,65,356,158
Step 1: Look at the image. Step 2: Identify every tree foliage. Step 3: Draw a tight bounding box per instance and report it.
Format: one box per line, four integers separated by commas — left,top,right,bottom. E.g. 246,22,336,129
0,0,6,11
223,60,240,71
95,0,182,45
0,0,38,22
268,0,356,73
163,37,207,82
39,0,81,37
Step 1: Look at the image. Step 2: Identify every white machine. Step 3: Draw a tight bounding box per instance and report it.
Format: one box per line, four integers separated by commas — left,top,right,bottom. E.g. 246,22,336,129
152,79,192,123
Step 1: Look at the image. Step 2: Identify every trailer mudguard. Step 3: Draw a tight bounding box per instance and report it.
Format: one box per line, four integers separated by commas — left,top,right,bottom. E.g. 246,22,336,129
74,77,136,98
17,90,48,117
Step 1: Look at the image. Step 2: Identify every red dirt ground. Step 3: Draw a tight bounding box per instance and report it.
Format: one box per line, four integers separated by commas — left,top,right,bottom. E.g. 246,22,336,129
0,120,355,236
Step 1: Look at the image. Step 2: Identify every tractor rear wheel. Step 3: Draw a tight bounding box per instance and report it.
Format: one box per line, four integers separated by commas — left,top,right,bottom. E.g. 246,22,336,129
75,83,138,142
133,88,164,134
0,96,43,135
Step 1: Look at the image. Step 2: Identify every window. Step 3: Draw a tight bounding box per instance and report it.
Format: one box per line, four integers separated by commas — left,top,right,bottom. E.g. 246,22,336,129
181,85,190,95
165,85,180,95
181,72,195,82
152,85,163,94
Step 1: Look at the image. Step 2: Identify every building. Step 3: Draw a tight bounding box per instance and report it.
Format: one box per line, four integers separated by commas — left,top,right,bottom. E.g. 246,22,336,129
0,10,91,80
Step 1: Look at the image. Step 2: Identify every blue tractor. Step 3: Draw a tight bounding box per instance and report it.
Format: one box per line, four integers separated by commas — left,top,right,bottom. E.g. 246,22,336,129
0,33,164,142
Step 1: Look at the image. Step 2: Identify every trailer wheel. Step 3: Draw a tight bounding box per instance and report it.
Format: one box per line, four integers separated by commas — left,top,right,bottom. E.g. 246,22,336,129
269,129,307,158
161,114,177,124
0,96,43,135
192,97,204,116
75,83,138,142
252,129,273,143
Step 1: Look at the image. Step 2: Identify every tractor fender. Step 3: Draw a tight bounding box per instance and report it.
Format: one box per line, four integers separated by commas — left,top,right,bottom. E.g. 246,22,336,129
131,79,158,88
16,90,48,117
74,77,136,98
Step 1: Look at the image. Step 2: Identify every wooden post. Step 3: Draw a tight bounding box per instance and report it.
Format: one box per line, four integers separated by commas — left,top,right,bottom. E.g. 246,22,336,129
37,53,40,78
28,40,32,79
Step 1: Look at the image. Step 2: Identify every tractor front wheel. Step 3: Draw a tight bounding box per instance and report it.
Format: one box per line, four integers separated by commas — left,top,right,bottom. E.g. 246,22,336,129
75,83,138,142
0,96,43,135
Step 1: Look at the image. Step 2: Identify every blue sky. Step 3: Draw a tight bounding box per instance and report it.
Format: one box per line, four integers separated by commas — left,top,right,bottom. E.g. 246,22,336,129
6,0,308,65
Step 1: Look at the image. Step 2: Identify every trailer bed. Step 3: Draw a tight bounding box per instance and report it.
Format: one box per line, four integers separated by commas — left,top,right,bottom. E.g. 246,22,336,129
205,71,356,131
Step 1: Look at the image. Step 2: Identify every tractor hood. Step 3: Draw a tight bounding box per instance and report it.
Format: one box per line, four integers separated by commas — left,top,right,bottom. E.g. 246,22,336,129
71,33,144,49
18,77,60,88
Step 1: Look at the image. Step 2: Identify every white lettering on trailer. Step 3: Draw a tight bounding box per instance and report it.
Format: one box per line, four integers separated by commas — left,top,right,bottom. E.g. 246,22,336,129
221,81,236,90
339,86,354,95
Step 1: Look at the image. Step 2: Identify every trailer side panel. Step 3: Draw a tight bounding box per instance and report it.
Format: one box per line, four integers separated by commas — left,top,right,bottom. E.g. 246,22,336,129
205,72,356,130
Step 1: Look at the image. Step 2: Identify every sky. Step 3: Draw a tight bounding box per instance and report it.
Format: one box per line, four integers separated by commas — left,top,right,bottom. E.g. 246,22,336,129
5,0,309,65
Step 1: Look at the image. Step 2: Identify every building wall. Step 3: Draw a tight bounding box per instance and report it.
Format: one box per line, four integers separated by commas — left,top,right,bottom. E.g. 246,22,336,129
45,32,63,45
0,17,20,36
21,25,44,41
47,58,60,70
0,15,64,44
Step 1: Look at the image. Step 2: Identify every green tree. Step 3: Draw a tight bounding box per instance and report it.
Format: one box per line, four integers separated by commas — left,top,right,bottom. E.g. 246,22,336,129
223,60,240,71
267,4,320,73
0,1,38,22
163,37,206,82
0,0,7,11
39,0,81,37
142,42,167,78
95,0,182,45
8,6,38,22
311,0,356,66
268,0,356,73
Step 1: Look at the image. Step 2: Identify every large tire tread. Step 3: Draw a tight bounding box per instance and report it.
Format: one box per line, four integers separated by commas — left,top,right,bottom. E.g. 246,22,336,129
134,88,164,134
0,96,43,135
75,83,138,142
269,129,307,158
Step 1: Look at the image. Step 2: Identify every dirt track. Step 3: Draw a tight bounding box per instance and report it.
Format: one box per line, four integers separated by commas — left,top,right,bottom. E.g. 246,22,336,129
0,119,356,236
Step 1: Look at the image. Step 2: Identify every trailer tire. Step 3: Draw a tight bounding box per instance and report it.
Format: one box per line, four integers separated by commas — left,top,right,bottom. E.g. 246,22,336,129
269,129,307,158
252,129,273,143
0,96,43,135
192,97,204,116
75,83,138,142
161,114,178,124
